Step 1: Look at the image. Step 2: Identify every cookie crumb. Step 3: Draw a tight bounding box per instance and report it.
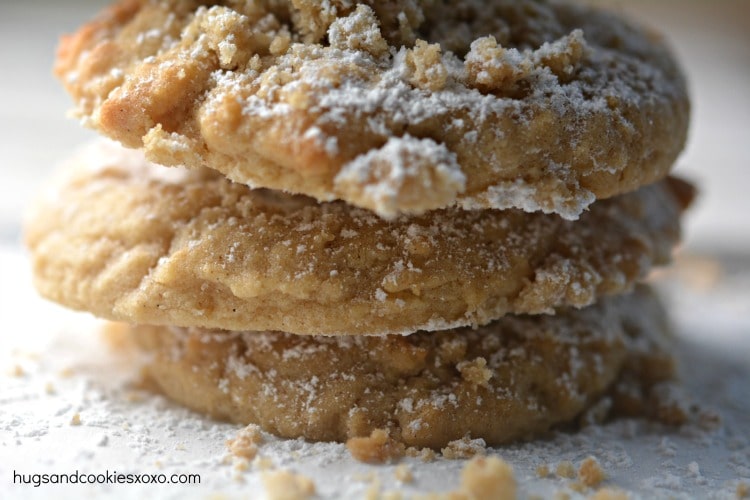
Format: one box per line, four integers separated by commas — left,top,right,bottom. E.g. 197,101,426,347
536,464,550,478
460,456,516,500
578,456,606,488
441,436,487,459
655,400,690,426
406,446,436,462
262,470,315,500
570,481,587,493
346,429,404,464
364,477,382,500
327,5,388,58
457,357,493,388
10,364,25,377
353,472,377,483
737,481,750,499
252,455,275,471
394,464,413,483
227,424,263,460
590,487,630,500
124,390,146,403
404,40,448,91
698,408,722,430
44,382,55,395
233,458,250,474
70,413,81,426
556,460,576,479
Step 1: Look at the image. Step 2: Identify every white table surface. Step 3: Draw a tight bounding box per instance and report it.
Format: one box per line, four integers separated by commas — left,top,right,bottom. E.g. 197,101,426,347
1,1,749,499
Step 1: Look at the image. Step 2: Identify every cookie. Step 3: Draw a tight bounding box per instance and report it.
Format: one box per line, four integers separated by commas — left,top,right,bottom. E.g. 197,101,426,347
55,0,688,219
122,286,674,449
24,141,693,335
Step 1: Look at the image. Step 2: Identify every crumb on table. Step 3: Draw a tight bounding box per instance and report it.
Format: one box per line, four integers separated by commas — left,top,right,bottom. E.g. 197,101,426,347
556,460,576,479
262,470,315,500
737,481,750,499
578,456,606,487
346,429,405,464
394,464,413,483
460,456,516,500
441,436,487,459
227,423,263,460
406,446,437,462
536,463,550,478
590,487,631,500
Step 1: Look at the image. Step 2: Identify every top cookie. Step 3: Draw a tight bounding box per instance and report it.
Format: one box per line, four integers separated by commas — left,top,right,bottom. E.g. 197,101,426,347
55,0,688,219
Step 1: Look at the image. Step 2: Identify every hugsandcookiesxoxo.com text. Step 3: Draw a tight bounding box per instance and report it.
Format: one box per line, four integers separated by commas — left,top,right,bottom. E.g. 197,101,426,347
13,469,200,487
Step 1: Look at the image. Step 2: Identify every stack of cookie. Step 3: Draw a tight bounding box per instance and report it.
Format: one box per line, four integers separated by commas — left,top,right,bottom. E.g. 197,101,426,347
26,0,693,449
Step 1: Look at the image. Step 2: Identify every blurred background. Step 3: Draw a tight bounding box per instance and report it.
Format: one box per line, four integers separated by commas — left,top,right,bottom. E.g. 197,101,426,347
0,0,748,252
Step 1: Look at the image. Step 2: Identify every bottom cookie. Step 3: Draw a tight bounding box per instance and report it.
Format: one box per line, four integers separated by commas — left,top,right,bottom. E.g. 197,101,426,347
123,286,675,449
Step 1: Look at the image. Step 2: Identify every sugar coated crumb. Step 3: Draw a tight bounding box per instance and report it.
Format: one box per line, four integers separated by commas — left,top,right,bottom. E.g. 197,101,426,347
578,456,606,487
394,464,413,483
460,456,516,500
262,470,315,500
227,424,263,460
442,436,487,459
346,429,405,464
590,487,630,500
556,460,576,479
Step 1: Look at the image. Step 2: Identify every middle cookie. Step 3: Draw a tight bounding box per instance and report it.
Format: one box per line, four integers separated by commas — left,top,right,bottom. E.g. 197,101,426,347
25,141,693,335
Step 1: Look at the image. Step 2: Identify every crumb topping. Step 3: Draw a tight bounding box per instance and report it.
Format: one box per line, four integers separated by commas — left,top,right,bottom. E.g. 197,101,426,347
55,0,688,218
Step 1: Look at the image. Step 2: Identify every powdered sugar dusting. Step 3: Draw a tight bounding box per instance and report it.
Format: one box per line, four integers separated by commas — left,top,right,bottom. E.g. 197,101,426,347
59,0,688,218
334,135,466,218
461,178,597,220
